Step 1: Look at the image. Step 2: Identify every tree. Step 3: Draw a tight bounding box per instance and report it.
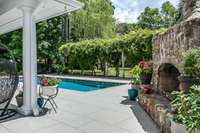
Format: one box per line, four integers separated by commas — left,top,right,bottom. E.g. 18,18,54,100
161,1,178,27
37,16,64,73
0,30,23,71
115,23,142,35
138,7,162,29
138,1,178,29
70,0,115,41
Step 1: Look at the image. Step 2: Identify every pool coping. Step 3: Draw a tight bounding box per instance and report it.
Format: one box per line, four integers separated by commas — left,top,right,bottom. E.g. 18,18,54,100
39,74,130,84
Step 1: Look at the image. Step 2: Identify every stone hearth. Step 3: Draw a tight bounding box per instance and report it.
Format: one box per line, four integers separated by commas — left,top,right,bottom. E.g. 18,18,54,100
138,94,172,133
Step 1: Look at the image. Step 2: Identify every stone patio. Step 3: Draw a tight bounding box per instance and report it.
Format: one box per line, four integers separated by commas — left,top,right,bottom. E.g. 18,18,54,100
0,82,160,133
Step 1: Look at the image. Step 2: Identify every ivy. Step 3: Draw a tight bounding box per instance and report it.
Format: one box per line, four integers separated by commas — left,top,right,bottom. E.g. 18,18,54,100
59,29,164,76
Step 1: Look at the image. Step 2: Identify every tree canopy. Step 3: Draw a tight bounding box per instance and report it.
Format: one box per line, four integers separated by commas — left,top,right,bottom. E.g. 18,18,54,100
70,0,115,41
138,1,178,29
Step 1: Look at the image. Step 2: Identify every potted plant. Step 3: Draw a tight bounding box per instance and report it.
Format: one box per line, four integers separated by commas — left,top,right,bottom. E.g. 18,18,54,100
15,91,23,107
15,91,44,108
40,77,61,93
179,48,200,92
139,60,153,85
170,85,200,133
130,65,142,88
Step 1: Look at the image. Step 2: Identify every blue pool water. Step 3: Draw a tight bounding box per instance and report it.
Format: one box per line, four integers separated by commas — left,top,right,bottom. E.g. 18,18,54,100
57,79,124,92
19,78,125,92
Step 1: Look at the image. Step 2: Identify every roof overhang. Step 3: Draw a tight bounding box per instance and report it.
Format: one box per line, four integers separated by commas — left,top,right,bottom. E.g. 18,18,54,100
0,0,83,34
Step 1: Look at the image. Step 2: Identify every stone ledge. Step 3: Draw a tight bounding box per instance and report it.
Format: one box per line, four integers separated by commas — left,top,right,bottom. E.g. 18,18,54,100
138,93,172,133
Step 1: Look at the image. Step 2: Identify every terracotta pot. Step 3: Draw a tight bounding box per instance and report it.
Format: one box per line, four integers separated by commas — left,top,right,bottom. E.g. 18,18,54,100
179,76,200,93
140,73,152,85
141,84,151,94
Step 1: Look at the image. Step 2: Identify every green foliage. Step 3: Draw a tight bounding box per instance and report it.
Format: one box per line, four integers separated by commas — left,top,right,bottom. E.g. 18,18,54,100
138,7,162,29
37,16,64,72
131,65,142,85
60,29,163,76
131,65,142,77
0,30,22,70
115,23,142,35
48,78,61,86
70,0,115,41
171,86,200,133
138,1,178,29
161,1,178,27
182,48,200,77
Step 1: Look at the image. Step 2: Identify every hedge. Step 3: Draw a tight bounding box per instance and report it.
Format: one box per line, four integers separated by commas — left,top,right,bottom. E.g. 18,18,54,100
59,29,164,76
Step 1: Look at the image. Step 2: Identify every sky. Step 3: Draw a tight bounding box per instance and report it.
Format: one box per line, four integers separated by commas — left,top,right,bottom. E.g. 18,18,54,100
111,0,180,23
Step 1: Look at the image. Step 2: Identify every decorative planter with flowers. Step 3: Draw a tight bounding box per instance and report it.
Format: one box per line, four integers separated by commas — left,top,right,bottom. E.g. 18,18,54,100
179,48,200,92
40,77,61,95
139,60,153,85
130,60,153,94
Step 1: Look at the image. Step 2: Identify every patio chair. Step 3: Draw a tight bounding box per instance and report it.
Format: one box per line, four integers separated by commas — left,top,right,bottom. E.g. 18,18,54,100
39,86,59,113
0,44,19,120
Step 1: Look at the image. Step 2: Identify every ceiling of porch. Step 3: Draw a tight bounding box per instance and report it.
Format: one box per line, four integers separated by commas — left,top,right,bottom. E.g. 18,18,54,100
0,0,83,34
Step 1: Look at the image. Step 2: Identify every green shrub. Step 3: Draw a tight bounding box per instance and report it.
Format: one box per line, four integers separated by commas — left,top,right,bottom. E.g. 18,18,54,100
171,85,200,133
59,29,163,76
131,65,142,85
182,48,200,77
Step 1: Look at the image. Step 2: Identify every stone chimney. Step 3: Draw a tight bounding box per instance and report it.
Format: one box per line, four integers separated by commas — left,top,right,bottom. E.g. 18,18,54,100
182,0,200,21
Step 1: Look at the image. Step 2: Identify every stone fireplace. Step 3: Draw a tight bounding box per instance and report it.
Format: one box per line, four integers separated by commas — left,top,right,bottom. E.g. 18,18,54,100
138,0,200,133
152,0,200,94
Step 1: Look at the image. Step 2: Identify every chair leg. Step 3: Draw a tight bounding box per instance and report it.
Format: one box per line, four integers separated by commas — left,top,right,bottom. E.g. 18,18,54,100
51,99,58,108
42,99,48,110
49,100,57,113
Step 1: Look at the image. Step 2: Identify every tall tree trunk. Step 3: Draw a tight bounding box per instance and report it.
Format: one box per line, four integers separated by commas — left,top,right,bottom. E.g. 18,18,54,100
121,51,125,78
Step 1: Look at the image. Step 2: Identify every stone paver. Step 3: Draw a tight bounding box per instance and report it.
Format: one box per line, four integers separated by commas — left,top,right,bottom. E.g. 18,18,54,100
0,80,160,133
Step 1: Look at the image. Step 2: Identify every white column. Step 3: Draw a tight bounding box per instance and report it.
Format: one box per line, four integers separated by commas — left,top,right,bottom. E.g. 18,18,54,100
18,6,39,116
31,17,39,116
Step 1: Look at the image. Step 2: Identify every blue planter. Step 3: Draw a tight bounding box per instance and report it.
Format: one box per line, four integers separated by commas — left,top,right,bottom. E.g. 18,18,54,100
128,89,138,101
37,98,44,108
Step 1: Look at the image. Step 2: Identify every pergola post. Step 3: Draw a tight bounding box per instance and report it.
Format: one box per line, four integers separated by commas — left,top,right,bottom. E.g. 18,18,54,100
18,5,39,116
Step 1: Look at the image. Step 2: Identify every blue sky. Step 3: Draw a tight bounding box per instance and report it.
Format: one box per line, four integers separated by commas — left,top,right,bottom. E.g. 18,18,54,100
111,0,180,23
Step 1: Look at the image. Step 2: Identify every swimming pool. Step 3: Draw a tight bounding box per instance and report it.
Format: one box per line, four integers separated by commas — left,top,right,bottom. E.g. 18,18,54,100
19,78,125,92
57,79,125,92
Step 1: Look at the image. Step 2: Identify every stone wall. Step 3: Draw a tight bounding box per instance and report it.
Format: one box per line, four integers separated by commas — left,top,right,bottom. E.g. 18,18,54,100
152,18,200,91
138,94,172,133
182,0,200,21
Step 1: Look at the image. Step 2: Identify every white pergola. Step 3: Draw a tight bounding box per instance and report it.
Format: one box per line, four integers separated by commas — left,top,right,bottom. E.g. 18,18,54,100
0,0,83,116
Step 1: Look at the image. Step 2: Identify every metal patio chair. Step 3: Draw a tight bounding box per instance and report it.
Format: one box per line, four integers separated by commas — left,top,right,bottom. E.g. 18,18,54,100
39,86,59,113
0,43,19,120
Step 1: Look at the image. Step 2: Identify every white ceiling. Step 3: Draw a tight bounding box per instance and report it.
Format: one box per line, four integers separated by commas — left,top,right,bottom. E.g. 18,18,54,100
0,0,83,34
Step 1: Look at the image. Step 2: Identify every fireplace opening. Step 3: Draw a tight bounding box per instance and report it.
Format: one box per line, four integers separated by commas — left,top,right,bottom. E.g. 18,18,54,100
158,63,180,94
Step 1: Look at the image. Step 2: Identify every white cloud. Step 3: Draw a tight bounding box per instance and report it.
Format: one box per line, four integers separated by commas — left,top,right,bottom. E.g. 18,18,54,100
112,0,180,23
